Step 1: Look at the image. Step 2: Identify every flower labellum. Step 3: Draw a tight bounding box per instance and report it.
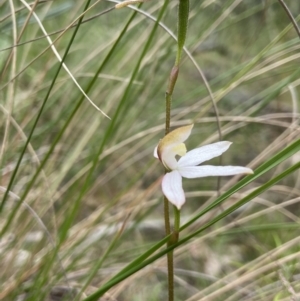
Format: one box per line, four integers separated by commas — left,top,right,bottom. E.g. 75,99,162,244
154,124,253,210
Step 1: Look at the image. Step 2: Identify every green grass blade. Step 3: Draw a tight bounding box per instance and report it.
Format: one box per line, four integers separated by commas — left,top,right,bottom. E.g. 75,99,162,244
0,0,94,227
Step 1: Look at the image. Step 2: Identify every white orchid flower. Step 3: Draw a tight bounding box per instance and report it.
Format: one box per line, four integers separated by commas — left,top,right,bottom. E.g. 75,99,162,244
154,124,253,210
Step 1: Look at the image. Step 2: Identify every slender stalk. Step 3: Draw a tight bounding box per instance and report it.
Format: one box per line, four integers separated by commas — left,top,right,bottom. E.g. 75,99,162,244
164,1,189,300
164,194,173,300
164,66,178,300
164,60,176,301
173,206,180,243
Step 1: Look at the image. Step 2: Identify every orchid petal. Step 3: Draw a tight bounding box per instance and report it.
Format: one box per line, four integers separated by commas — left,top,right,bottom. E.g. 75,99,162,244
171,143,187,157
158,124,193,156
179,165,253,179
157,125,193,164
154,145,158,158
156,124,193,170
161,142,187,170
162,170,185,210
178,141,232,167
162,156,178,170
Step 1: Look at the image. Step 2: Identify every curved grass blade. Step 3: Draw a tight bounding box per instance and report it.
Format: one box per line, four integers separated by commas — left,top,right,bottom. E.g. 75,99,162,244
0,0,93,215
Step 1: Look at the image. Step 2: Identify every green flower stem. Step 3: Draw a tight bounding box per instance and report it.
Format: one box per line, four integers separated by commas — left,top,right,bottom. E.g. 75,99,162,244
166,248,174,301
164,196,171,236
173,206,180,243
164,196,173,301
164,206,180,301
165,66,179,135
164,1,189,300
165,0,189,133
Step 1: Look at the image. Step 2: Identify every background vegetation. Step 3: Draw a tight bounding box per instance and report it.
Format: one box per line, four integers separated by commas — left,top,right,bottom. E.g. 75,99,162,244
0,0,300,300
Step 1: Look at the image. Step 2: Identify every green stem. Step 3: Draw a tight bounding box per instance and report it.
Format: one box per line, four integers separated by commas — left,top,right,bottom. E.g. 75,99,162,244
173,206,180,242
164,195,173,301
166,249,174,301
164,1,189,300
164,196,171,235
165,206,180,301
165,66,179,134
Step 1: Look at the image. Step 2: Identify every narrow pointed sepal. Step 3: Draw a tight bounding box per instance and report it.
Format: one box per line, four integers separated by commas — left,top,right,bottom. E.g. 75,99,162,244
178,141,232,167
179,165,253,179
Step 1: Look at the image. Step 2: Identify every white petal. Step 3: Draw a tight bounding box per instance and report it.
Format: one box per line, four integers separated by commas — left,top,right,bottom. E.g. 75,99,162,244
162,142,187,170
162,156,178,170
178,141,232,167
179,165,253,179
157,125,193,167
159,125,193,153
154,145,158,158
162,170,185,210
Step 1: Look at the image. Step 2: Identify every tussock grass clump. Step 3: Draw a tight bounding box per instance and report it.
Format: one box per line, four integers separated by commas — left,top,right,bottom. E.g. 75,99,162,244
0,1,299,300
